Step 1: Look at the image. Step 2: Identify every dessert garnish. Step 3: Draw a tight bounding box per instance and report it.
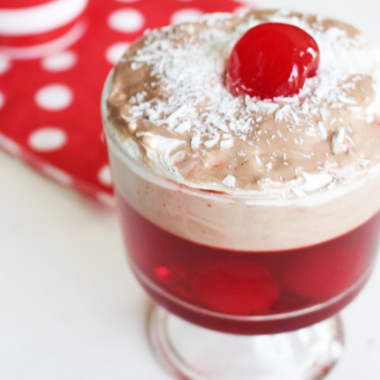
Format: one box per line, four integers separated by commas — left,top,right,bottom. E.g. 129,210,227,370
228,23,320,99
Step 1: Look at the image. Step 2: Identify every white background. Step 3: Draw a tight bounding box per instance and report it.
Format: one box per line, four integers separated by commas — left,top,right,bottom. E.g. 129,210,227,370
1,0,380,379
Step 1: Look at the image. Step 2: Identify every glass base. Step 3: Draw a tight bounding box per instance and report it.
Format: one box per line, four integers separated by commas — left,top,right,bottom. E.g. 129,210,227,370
148,306,344,380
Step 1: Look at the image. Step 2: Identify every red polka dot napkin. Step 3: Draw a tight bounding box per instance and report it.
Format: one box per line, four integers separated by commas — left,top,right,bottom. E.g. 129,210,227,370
0,0,248,205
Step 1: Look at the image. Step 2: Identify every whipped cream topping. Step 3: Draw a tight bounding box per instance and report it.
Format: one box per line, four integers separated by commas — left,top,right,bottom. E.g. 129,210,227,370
107,9,380,198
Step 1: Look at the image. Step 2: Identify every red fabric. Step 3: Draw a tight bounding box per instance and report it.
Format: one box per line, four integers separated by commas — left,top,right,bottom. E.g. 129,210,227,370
0,0,249,205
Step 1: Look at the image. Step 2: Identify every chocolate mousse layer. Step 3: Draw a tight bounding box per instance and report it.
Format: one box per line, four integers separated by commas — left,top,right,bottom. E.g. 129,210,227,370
104,10,380,250
107,9,380,198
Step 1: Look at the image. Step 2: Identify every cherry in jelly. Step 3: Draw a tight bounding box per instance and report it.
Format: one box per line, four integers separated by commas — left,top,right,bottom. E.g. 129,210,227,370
190,258,280,315
228,23,320,99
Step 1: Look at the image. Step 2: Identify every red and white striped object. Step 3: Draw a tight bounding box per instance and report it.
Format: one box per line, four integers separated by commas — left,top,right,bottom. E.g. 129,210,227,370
0,0,88,59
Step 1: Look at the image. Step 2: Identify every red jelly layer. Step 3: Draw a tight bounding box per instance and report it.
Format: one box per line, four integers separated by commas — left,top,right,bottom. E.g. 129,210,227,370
117,194,380,335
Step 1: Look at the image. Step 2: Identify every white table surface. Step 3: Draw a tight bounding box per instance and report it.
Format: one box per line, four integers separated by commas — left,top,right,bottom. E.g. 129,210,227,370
1,1,380,379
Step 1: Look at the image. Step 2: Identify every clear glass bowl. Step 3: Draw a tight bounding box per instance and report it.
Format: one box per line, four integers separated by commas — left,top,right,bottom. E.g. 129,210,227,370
102,71,380,380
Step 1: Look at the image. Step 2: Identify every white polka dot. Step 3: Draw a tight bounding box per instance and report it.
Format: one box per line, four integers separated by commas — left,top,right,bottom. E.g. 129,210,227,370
41,51,77,72
98,165,113,186
171,9,203,24
0,91,4,109
108,9,145,33
41,165,73,186
106,42,131,65
0,56,11,75
35,84,73,111
29,127,67,152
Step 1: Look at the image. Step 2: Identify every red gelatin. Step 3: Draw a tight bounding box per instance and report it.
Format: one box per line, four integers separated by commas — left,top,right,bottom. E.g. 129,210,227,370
118,193,380,335
228,23,320,99
281,234,375,299
190,258,280,315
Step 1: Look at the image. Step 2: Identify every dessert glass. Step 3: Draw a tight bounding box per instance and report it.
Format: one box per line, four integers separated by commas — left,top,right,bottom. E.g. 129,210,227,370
102,73,380,380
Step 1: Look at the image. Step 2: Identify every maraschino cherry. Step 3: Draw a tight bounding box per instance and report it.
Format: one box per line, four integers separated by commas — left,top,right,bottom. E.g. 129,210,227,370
228,23,320,99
